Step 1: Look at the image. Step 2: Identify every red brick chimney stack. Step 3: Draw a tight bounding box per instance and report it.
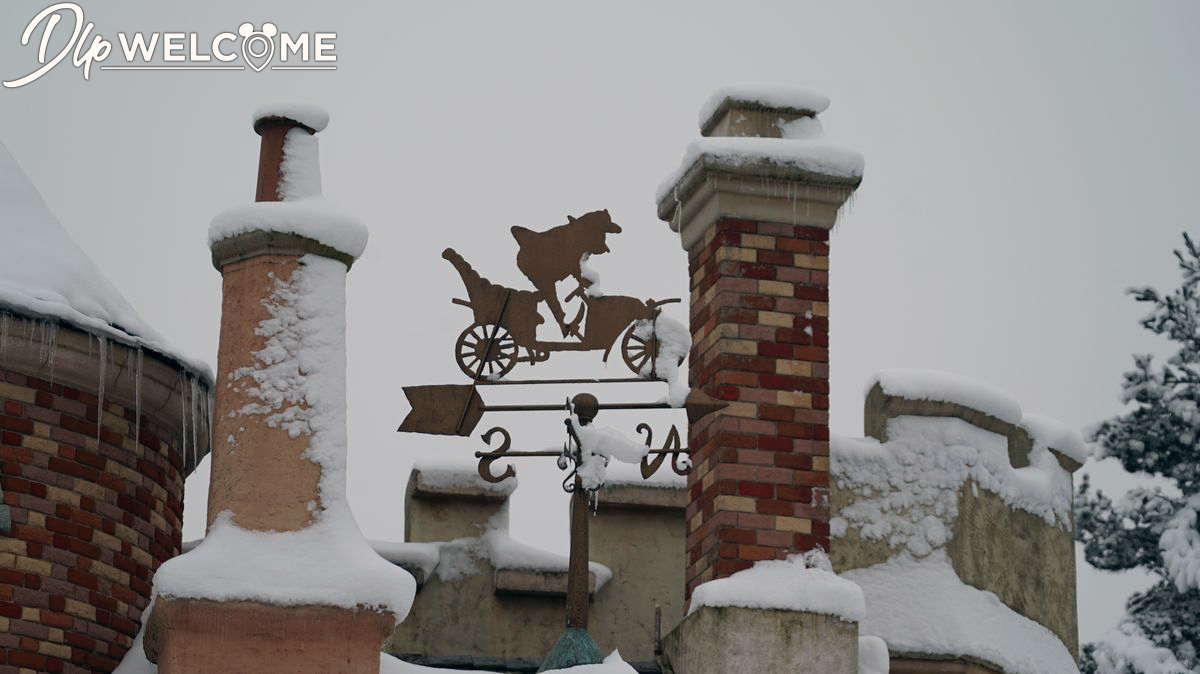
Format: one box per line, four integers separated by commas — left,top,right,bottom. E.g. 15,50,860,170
656,85,863,598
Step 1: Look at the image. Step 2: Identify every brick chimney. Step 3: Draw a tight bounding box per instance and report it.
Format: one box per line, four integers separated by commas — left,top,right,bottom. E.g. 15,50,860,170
143,107,404,673
656,85,863,598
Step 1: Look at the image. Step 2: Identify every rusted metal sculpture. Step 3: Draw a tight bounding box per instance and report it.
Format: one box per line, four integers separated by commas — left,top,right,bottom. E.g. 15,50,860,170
443,210,681,381
396,209,724,670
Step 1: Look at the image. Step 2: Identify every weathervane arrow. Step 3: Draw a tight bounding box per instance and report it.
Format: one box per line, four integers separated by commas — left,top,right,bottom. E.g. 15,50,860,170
397,384,484,436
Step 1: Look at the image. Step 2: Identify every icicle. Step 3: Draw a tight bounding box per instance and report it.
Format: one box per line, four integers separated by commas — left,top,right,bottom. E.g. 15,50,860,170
133,347,143,452
190,376,199,468
44,323,57,385
95,336,107,447
179,370,189,469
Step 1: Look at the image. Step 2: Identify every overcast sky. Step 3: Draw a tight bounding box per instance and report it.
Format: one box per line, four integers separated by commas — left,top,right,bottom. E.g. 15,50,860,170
1,0,1196,647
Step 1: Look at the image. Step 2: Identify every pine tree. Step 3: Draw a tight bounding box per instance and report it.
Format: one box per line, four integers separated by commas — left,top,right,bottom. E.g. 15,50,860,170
1077,233,1200,673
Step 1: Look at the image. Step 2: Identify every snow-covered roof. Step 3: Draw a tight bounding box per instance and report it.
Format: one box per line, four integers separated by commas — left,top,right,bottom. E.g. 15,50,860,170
0,141,210,380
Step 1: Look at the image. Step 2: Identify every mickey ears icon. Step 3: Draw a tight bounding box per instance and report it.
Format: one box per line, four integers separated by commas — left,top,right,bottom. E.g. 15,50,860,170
238,22,278,38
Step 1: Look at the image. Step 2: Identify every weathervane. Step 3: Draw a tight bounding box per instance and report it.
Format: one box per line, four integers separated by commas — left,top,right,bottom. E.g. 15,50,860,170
397,209,724,671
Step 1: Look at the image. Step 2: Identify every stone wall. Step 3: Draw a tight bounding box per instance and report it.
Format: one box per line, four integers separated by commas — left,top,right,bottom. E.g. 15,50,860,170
386,466,686,669
0,317,208,673
832,383,1080,660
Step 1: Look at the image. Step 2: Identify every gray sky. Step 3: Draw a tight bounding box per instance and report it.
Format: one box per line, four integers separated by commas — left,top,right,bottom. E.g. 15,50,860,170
1,0,1196,647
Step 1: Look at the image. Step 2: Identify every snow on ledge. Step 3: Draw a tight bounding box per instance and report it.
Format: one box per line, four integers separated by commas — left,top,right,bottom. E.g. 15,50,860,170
655,136,864,204
209,198,369,260
869,368,1023,425
843,552,1080,674
413,458,517,496
252,102,330,132
1020,413,1087,465
688,551,865,623
153,508,416,623
698,83,831,129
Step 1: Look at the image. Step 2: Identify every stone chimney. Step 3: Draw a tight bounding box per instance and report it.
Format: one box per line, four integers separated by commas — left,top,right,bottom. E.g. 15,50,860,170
656,84,863,598
144,105,411,673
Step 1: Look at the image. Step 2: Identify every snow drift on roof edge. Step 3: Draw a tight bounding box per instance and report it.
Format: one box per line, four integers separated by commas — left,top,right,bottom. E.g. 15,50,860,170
0,141,211,380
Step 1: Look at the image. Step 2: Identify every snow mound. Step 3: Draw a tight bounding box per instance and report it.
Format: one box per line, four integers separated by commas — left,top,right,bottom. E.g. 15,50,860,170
370,539,443,580
154,508,416,621
485,528,613,591
1020,413,1087,464
857,635,890,674
655,136,864,203
688,550,865,623
413,458,517,496
0,141,210,379
869,369,1023,425
831,416,1073,557
569,414,651,492
1090,620,1190,674
209,198,368,261
843,552,1079,674
252,102,330,132
698,82,831,128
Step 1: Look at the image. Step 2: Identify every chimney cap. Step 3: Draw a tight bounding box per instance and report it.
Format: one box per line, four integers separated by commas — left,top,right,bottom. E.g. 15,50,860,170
698,83,830,136
251,102,330,135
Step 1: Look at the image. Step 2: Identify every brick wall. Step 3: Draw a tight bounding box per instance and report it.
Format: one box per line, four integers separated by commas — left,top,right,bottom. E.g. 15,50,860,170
684,217,831,598
0,366,185,673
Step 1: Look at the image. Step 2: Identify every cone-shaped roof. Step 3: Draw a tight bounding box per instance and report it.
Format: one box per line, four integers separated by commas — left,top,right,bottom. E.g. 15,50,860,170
0,141,209,379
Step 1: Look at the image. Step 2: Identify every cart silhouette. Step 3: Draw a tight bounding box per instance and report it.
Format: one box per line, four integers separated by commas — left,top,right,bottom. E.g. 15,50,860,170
443,248,680,380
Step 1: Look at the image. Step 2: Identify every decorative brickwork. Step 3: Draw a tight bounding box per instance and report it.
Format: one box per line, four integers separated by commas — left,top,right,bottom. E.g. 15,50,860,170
683,217,833,597
0,352,194,673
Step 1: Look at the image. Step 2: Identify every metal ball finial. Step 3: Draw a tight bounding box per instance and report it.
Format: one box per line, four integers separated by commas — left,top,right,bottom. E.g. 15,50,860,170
571,393,599,425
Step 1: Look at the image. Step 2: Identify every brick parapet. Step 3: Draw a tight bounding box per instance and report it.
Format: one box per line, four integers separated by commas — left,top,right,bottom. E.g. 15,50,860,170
683,217,833,598
0,364,186,673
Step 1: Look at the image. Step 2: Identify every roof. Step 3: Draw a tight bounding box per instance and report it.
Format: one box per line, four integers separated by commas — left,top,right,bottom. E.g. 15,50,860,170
0,141,210,380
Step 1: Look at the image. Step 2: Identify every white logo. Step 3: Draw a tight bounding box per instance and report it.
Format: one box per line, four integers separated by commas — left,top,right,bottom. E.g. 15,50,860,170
3,4,336,88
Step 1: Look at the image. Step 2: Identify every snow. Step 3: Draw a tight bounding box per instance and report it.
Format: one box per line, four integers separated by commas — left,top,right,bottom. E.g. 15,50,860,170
1160,493,1200,592
153,509,416,618
1020,413,1087,465
843,551,1080,674
655,136,865,203
857,635,890,674
1090,620,1191,674
370,539,443,580
698,82,831,128
413,458,518,496
277,127,322,200
579,253,603,298
485,527,613,591
869,369,1023,425
568,414,651,491
0,141,210,380
252,102,330,133
688,550,865,623
633,315,692,407
209,198,369,261
831,416,1074,557
209,112,368,261
153,254,414,621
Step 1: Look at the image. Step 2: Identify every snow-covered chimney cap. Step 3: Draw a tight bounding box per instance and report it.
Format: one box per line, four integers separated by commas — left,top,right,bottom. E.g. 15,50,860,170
699,83,831,136
252,102,330,135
